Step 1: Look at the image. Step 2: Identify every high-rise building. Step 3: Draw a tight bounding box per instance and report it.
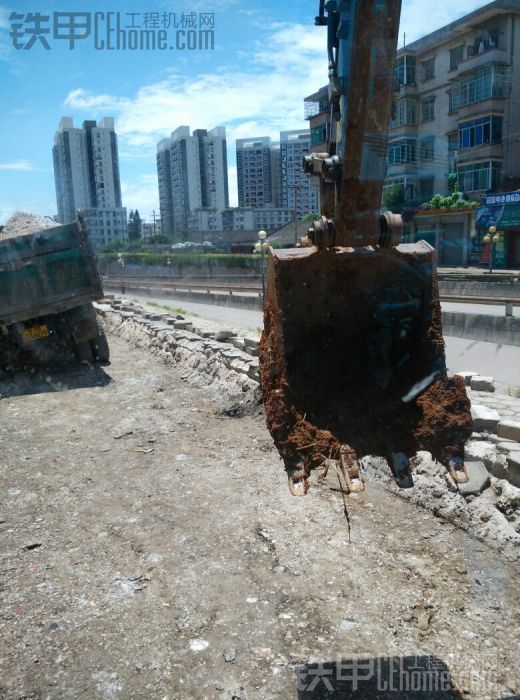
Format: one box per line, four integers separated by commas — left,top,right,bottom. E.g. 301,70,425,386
280,129,320,217
157,138,174,236
156,125,229,237
236,136,279,208
52,117,127,248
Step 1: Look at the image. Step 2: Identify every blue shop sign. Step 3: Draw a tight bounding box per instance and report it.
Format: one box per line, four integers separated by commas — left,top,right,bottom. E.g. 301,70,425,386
483,192,520,206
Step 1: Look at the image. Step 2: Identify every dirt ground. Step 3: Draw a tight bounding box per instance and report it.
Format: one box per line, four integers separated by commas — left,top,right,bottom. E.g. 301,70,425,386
1,336,519,700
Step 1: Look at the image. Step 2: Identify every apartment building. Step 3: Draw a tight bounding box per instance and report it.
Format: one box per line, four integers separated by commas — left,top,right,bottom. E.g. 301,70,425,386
157,125,229,237
52,116,127,247
386,0,520,202
280,129,320,217
236,136,279,208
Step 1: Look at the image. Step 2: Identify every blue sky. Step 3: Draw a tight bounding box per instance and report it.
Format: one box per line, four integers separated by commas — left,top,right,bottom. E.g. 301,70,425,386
0,0,491,226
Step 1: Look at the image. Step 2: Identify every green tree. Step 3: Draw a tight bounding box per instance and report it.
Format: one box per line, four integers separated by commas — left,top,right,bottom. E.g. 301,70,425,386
447,172,458,194
103,239,127,253
382,183,405,212
128,209,142,240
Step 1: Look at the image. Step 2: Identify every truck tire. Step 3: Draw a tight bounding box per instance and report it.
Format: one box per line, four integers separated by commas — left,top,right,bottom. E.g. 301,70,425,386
74,341,93,365
90,329,110,364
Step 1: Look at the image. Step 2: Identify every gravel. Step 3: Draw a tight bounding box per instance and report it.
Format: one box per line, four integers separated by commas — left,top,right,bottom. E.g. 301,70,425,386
1,211,58,238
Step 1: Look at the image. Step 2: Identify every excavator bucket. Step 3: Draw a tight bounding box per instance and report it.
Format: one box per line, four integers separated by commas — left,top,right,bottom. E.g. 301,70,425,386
258,0,473,494
259,244,473,495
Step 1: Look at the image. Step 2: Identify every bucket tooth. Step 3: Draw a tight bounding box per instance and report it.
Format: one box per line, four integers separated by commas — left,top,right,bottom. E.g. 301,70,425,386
259,246,473,498
340,446,365,493
447,454,469,484
390,452,414,489
287,463,309,497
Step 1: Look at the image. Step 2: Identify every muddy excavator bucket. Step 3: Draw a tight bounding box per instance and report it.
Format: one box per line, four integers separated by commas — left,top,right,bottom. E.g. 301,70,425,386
258,0,473,495
259,243,473,495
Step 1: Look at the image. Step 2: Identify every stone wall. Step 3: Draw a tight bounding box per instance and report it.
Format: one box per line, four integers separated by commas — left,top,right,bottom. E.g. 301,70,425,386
95,301,262,412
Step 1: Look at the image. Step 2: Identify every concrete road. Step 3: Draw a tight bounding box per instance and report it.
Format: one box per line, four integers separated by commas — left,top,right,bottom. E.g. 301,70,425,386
130,294,520,388
444,336,520,387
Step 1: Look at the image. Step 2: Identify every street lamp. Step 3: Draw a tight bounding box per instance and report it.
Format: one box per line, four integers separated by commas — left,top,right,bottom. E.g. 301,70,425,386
483,225,500,274
117,253,125,294
253,229,269,299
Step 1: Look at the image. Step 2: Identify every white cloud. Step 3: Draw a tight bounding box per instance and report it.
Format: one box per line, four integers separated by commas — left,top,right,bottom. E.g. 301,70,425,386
399,0,491,45
63,22,328,158
64,88,124,112
0,160,44,171
0,6,10,29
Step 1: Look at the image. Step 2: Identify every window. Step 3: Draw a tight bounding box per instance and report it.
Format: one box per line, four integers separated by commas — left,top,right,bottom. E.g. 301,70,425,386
383,177,415,199
450,45,465,71
421,137,435,161
457,161,501,192
310,124,329,146
458,115,502,149
419,178,435,199
448,133,459,154
394,55,416,89
421,98,435,122
388,139,416,165
467,28,500,58
422,57,435,82
449,64,508,111
390,98,417,127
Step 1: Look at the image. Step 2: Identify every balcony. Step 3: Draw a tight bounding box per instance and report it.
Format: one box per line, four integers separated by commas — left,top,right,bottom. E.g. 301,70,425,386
456,97,506,122
459,47,507,74
449,63,509,114
395,83,418,98
456,142,503,165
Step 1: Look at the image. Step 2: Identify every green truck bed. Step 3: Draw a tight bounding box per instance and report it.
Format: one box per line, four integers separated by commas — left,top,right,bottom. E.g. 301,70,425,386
0,219,103,326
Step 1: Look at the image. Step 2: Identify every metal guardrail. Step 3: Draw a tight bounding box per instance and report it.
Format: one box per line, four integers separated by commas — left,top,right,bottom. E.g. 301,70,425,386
102,277,263,296
102,276,520,307
440,294,520,306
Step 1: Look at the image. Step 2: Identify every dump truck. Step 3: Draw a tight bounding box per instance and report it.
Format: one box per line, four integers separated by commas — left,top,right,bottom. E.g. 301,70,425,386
0,212,109,369
259,0,473,496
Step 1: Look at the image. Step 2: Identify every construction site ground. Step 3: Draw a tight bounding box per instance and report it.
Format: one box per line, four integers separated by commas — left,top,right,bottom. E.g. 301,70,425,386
1,335,519,700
